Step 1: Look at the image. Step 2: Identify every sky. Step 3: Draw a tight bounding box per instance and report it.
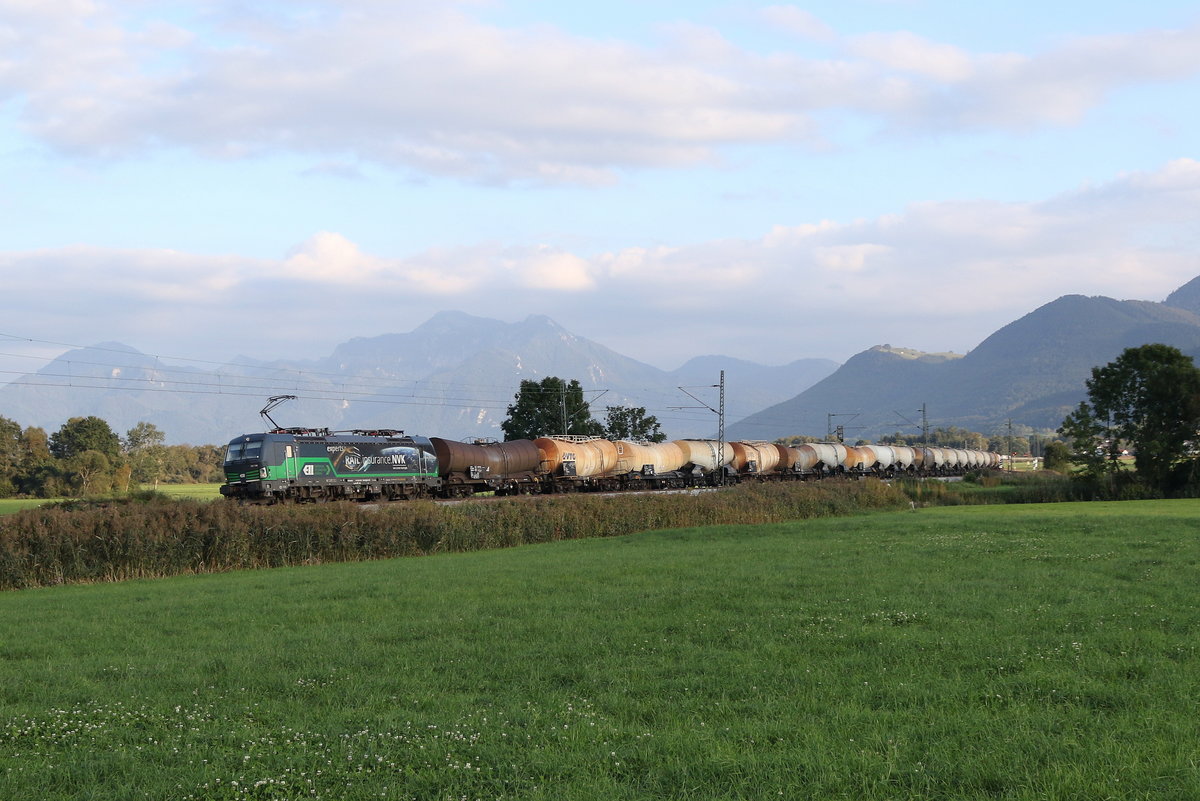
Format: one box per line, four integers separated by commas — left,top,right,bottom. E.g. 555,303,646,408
2,0,1200,380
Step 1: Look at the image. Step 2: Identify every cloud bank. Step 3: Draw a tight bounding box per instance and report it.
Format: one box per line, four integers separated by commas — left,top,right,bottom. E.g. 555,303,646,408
3,159,1198,367
3,1,1200,183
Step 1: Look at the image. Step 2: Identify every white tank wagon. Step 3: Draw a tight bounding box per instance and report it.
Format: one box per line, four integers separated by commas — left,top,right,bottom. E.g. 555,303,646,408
891,446,916,471
674,440,734,473
868,445,898,473
804,443,848,473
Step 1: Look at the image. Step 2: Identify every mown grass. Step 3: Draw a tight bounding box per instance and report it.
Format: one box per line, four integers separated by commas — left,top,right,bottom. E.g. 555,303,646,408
0,499,48,515
0,484,223,517
144,483,224,501
1,499,1198,799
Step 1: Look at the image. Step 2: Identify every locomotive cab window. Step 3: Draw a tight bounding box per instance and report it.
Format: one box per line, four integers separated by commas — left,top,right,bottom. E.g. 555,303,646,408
225,440,263,463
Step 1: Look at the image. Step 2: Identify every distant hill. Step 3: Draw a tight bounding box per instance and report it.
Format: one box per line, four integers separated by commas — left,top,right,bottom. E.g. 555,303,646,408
1164,275,1200,316
727,287,1200,442
11,272,1200,447
0,312,836,444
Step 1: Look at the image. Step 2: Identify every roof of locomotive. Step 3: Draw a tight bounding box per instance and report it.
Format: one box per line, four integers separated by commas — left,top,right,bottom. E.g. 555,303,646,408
227,429,429,444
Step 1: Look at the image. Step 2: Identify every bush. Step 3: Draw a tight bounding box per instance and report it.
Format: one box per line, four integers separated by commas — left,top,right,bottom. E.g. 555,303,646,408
1042,441,1072,472
0,480,913,590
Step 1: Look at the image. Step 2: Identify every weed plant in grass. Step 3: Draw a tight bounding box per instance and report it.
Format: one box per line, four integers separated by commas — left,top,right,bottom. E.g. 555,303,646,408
1,500,1198,799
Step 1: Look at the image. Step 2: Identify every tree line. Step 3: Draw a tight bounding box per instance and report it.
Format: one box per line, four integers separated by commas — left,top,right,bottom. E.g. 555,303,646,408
0,416,224,498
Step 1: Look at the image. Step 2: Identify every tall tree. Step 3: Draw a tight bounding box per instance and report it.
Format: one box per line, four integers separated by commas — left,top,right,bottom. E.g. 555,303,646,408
125,422,168,485
1060,344,1200,490
501,377,603,441
124,421,166,452
602,405,666,442
0,416,21,497
50,416,121,460
67,450,113,496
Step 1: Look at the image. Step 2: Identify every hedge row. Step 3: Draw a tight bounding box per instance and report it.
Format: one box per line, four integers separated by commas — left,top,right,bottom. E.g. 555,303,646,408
0,480,910,590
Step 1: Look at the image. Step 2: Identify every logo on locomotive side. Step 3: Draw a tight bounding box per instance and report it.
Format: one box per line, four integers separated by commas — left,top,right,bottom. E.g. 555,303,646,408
327,444,418,472
329,445,365,472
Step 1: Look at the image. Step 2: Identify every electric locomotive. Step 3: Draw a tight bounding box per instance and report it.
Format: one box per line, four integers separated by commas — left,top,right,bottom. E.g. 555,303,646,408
220,428,441,503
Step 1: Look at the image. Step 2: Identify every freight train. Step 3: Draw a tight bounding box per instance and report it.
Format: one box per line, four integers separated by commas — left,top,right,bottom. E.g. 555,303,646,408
219,426,1001,504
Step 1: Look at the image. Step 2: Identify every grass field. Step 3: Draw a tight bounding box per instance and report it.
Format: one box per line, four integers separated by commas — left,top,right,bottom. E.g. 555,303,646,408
146,483,224,500
1,500,1198,799
0,498,49,515
0,484,223,517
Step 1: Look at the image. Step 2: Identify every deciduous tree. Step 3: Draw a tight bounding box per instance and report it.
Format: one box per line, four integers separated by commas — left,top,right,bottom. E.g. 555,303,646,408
50,416,121,460
1059,344,1200,490
1041,441,1072,472
0,416,20,497
501,377,603,441
1058,401,1117,478
125,422,167,485
602,406,666,442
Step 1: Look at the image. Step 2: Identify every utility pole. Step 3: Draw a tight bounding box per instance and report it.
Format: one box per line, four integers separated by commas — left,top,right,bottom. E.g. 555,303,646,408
826,412,859,443
1006,418,1014,471
674,370,726,485
920,403,929,447
717,370,726,486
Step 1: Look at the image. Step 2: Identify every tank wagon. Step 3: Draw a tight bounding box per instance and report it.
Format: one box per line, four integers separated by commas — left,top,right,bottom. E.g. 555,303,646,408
221,425,1001,504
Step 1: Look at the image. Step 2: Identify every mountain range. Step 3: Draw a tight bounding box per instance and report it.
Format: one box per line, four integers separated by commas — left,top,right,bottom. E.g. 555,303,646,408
728,285,1200,441
3,275,1200,446
0,312,836,444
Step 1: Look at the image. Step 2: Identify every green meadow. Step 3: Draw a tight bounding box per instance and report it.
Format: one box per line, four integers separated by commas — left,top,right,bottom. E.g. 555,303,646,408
0,484,223,517
0,498,49,515
1,500,1198,800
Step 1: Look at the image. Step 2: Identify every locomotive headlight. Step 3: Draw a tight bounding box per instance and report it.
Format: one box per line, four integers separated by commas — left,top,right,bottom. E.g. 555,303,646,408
260,467,268,478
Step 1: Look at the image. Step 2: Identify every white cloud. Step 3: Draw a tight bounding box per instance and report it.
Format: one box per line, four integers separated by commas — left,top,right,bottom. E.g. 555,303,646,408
282,232,383,284
846,32,974,82
2,159,1198,364
514,248,595,291
4,2,1199,182
760,6,836,43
